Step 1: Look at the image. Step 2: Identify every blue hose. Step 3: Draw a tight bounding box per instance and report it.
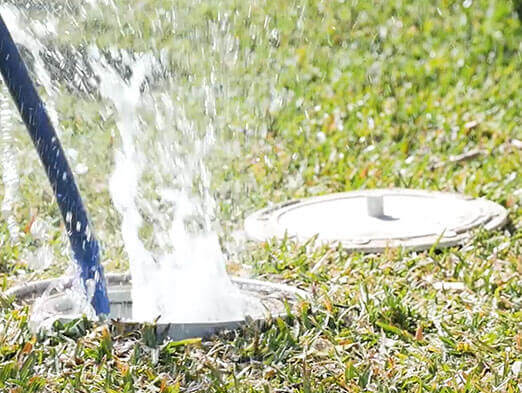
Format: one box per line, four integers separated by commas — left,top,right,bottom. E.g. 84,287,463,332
0,15,110,314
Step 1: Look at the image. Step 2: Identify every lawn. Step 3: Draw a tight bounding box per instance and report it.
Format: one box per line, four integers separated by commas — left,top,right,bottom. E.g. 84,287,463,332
0,0,520,391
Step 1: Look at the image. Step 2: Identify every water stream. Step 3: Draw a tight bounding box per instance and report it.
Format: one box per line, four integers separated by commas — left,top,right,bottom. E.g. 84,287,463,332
0,0,291,324
89,44,246,322
0,83,20,242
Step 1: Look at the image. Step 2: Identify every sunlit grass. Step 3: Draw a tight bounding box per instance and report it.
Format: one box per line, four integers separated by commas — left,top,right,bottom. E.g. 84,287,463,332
0,0,520,391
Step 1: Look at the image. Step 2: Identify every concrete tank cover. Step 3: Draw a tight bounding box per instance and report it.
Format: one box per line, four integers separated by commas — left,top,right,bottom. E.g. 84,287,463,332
245,189,507,252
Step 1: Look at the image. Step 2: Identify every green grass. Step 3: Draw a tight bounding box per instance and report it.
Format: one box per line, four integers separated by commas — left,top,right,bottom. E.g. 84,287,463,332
0,0,521,391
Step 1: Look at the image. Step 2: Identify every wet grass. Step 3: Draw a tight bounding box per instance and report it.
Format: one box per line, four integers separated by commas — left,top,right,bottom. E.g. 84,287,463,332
0,0,521,391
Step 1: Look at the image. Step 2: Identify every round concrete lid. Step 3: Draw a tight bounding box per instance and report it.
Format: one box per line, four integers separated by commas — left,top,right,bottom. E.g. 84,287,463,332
245,189,507,252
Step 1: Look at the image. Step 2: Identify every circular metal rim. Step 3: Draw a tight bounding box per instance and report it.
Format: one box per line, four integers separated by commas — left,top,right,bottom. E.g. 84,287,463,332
245,188,508,253
5,273,309,340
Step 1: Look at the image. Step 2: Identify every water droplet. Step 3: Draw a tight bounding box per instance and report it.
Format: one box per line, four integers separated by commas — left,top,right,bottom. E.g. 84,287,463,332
75,163,88,175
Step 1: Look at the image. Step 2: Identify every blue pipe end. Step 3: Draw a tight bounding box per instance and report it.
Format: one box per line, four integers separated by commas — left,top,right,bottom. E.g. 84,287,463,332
76,240,111,314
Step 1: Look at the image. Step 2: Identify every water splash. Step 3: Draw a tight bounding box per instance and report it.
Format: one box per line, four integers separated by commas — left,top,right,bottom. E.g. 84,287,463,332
0,4,60,125
0,3,62,246
29,274,96,332
0,83,20,241
88,43,246,322
3,0,294,325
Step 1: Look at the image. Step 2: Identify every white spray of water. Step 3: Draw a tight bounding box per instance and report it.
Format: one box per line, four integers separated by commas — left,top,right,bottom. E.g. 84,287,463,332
3,0,293,326
29,275,96,332
0,4,60,126
0,4,62,249
88,44,246,322
0,83,20,241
